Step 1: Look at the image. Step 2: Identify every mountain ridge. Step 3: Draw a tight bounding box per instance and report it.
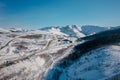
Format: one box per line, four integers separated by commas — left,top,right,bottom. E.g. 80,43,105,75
39,25,113,38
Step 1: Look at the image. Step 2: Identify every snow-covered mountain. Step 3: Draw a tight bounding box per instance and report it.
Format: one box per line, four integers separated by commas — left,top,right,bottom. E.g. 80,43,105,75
0,28,10,33
0,28,72,80
81,25,110,35
40,25,111,38
40,25,85,38
0,25,119,80
45,27,120,80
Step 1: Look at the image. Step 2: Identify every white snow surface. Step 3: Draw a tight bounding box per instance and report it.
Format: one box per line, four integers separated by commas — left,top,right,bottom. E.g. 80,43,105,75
0,28,74,80
59,45,120,80
40,25,86,38
0,26,119,80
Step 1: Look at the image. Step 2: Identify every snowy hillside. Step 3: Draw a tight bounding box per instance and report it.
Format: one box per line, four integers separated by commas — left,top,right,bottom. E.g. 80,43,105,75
59,45,120,80
0,27,74,80
81,25,110,35
0,26,120,80
40,25,111,38
45,27,120,80
40,25,85,38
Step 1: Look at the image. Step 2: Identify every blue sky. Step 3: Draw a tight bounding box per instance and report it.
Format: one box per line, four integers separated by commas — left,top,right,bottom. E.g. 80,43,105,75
0,0,120,29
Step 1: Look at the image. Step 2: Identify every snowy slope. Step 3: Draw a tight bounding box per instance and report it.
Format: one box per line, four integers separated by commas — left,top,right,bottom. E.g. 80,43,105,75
0,26,119,80
59,45,120,80
40,25,85,38
0,27,74,80
45,45,120,80
40,25,112,38
81,25,110,35
45,28,120,80
0,28,10,33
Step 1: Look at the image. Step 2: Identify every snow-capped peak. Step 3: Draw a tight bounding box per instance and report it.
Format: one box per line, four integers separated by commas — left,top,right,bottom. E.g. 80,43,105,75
40,25,85,38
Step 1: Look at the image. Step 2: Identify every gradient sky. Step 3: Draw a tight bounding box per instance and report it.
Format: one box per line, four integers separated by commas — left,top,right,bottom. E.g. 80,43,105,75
0,0,120,29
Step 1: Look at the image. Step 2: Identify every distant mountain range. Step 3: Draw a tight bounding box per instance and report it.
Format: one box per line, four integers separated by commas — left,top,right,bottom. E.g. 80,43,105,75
40,25,117,38
0,25,119,38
